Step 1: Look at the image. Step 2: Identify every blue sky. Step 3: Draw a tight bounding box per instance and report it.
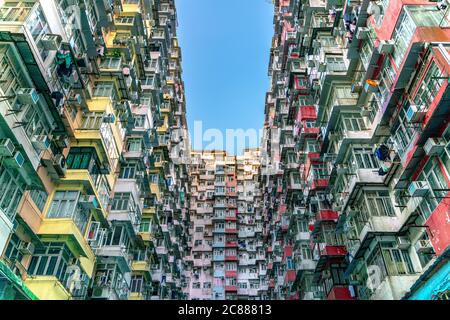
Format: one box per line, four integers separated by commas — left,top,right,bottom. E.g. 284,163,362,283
176,0,273,155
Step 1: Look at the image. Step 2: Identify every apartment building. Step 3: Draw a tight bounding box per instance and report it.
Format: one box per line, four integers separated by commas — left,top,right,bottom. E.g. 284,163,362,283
186,149,268,300
0,0,191,300
260,0,450,300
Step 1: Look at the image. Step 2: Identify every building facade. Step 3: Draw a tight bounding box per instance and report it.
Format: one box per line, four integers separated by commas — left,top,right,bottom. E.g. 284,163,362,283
186,149,268,300
1,0,449,301
260,0,450,300
0,0,191,300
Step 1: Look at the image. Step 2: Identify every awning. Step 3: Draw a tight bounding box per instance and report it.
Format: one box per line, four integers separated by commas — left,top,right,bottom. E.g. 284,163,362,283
0,260,38,300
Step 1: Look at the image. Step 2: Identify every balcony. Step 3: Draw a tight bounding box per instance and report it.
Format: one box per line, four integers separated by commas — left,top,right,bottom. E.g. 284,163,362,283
320,244,347,257
225,285,238,292
316,210,339,222
311,178,329,191
327,286,355,300
96,245,132,273
24,276,71,300
155,246,168,256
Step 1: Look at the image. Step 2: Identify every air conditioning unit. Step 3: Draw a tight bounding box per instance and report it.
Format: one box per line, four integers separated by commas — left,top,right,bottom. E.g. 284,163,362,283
92,287,110,299
53,154,67,177
16,88,39,105
79,195,99,209
406,104,426,123
4,151,25,168
424,137,446,156
408,181,430,197
356,27,370,40
31,135,51,151
397,237,411,249
312,81,321,90
18,241,35,255
336,164,348,175
318,62,327,72
414,239,434,253
351,83,363,93
41,34,62,51
103,113,116,123
378,40,395,54
0,138,15,157
55,135,70,149
67,93,82,106
361,106,373,117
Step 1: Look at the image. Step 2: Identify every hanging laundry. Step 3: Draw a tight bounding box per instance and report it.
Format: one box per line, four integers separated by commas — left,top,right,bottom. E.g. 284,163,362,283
376,144,391,161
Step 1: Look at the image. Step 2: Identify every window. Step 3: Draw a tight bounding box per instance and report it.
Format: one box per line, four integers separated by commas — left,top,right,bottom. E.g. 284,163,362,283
104,225,130,248
417,158,448,219
413,61,444,109
127,138,142,152
116,16,134,24
28,242,74,285
364,190,396,217
342,114,365,132
381,242,415,275
4,234,24,263
300,244,313,260
111,193,136,212
119,163,137,179
48,191,79,218
130,275,144,293
352,147,378,169
139,219,152,233
30,190,48,212
47,190,89,234
134,115,146,128
99,57,121,69
326,56,346,72
93,81,117,100
66,147,101,173
392,101,417,157
0,165,25,219
392,9,416,67
82,112,104,129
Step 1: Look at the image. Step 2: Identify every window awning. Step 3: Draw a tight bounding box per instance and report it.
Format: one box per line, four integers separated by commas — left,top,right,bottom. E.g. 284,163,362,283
0,260,38,300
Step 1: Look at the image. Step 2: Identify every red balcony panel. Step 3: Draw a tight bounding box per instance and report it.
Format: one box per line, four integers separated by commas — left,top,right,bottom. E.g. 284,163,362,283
269,279,275,288
226,241,238,248
297,105,317,122
225,271,237,278
316,210,339,222
321,245,347,257
283,245,293,259
284,270,296,285
307,152,321,160
267,246,273,253
225,228,237,234
327,286,355,300
303,127,320,135
267,262,273,270
225,216,237,221
312,179,329,190
279,204,287,214
287,292,300,300
425,196,450,256
225,285,238,292
225,255,238,261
